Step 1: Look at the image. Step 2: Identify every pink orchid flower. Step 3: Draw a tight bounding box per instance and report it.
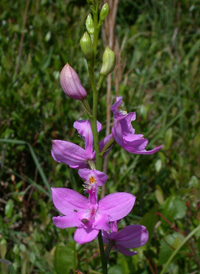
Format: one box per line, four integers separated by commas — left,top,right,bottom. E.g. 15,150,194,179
103,221,149,256
52,188,136,244
111,96,162,155
51,120,112,169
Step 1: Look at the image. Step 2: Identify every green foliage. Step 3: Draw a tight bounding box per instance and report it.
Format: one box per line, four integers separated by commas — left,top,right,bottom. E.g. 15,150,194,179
161,196,187,221
54,243,77,274
140,207,158,243
5,200,14,219
158,233,185,265
0,0,200,273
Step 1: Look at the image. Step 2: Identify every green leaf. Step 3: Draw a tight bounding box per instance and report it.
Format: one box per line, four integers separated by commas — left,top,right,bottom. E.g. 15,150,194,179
160,225,200,274
54,244,76,274
41,46,54,70
140,206,158,242
108,266,123,274
118,253,130,274
8,264,16,274
0,259,16,274
161,196,186,221
158,233,185,265
5,199,14,218
155,185,164,205
188,176,199,188
184,39,200,62
45,31,51,42
155,159,162,173
0,239,7,258
164,128,173,149
0,139,51,196
192,56,199,77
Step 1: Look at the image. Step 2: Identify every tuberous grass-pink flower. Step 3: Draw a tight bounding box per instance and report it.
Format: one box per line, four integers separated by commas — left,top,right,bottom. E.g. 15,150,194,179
111,96,162,155
51,119,113,169
103,223,149,256
52,188,136,244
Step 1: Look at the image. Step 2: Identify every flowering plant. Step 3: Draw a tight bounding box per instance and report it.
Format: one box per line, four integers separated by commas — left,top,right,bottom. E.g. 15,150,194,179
51,1,162,272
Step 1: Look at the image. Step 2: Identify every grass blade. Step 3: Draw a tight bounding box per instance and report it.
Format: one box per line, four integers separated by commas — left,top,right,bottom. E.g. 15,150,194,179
1,163,51,198
0,139,51,195
160,224,200,274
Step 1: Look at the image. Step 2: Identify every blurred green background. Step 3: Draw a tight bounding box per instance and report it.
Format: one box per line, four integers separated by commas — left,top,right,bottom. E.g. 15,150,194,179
0,0,200,273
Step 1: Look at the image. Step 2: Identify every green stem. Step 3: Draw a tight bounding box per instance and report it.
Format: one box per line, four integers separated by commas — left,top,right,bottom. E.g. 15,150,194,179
98,231,107,274
87,2,107,273
91,1,100,65
82,98,92,117
88,62,102,170
160,224,200,274
105,240,114,260
97,75,104,92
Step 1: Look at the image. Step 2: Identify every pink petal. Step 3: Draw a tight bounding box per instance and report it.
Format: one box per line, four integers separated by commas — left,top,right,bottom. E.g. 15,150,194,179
110,221,118,232
52,140,92,168
120,112,136,136
110,96,128,120
51,188,89,215
110,96,123,118
113,245,137,256
73,120,93,154
94,213,110,231
96,121,103,132
78,169,108,187
112,121,124,147
123,133,144,143
111,96,123,112
126,144,163,155
53,214,82,228
73,120,102,154
99,192,136,221
74,227,99,244
124,138,149,151
113,225,149,248
102,231,110,244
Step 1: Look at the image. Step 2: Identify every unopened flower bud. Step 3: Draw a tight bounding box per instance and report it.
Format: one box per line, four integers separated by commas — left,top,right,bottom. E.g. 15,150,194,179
99,3,109,24
100,46,116,76
60,64,87,100
86,14,94,36
80,32,93,60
